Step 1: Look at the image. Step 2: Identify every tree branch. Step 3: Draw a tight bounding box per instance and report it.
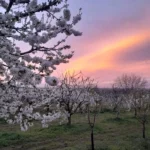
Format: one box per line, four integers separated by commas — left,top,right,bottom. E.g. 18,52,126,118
5,0,15,13
15,0,60,20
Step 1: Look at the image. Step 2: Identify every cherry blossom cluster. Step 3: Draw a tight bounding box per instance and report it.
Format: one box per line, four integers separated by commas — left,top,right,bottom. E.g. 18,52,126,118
0,0,82,131
0,0,82,86
0,84,67,131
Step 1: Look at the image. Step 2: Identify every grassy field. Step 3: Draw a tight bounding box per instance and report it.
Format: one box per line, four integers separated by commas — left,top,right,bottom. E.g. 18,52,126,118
0,111,150,150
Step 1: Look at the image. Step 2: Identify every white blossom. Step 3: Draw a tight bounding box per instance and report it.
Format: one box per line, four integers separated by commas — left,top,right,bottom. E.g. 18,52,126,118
45,76,59,86
63,9,71,21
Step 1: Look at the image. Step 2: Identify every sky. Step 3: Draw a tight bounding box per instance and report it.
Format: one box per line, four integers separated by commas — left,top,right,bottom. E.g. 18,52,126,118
53,0,150,87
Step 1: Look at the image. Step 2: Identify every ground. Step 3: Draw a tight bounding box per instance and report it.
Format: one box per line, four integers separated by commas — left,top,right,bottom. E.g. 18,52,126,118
0,111,150,150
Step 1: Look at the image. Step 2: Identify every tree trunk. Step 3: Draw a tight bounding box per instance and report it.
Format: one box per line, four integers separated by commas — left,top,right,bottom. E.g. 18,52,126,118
113,105,117,112
67,115,72,125
91,128,95,150
134,108,137,118
142,122,146,139
116,110,120,119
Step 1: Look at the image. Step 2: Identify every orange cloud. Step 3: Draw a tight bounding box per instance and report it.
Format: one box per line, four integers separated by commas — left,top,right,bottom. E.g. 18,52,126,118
66,30,150,73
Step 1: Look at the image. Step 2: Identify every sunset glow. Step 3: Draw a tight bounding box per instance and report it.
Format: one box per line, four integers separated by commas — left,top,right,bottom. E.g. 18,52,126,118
65,31,150,73
54,0,150,87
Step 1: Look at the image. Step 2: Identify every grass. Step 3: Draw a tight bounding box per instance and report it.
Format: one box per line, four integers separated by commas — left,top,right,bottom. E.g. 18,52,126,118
0,111,150,150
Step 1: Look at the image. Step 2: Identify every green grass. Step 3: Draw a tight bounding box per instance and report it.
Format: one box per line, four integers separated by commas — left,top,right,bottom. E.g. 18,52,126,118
0,111,150,150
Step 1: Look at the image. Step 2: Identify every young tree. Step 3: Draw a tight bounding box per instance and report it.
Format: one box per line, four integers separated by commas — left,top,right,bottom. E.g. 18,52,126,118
55,72,93,125
136,91,150,139
86,87,100,150
90,87,106,113
110,84,124,119
114,74,147,117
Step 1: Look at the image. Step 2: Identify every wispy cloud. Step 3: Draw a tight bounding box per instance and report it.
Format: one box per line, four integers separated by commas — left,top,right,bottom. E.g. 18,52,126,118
53,0,150,87
66,30,150,72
